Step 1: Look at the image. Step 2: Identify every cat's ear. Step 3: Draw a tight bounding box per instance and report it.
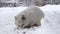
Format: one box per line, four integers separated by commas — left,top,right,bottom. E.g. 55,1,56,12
14,16,17,20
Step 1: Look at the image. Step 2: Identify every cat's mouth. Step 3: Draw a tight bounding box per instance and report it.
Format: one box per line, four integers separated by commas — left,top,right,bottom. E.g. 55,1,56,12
21,23,31,28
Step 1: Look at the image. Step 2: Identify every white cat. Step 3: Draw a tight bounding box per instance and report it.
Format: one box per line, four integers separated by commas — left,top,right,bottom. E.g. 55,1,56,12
14,6,44,28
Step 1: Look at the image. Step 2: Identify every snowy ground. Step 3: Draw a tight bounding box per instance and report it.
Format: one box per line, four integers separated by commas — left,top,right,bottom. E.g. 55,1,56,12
0,5,60,34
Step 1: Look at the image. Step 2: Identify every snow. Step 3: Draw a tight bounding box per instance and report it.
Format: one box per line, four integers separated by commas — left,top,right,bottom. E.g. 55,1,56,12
0,5,60,34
